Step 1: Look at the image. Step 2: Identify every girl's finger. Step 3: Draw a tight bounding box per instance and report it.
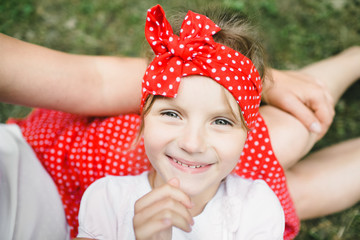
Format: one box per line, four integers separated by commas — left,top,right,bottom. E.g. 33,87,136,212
134,195,194,228
134,216,172,240
154,208,193,232
134,208,192,238
134,181,193,213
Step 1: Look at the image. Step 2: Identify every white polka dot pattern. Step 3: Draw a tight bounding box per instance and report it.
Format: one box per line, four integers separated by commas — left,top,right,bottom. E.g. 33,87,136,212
9,109,300,239
236,116,299,240
142,5,262,129
9,110,151,238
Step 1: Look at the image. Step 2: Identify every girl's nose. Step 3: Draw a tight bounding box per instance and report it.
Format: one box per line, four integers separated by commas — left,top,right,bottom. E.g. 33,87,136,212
178,124,206,154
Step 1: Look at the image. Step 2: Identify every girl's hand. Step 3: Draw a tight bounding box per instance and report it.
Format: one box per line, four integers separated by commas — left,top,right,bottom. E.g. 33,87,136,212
133,178,194,240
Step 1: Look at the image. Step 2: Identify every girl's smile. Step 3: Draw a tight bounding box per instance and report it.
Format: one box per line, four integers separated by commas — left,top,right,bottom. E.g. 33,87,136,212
143,75,248,206
167,155,213,174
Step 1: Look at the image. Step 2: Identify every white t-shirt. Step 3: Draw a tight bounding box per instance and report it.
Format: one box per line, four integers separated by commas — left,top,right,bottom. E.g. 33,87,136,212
77,172,284,240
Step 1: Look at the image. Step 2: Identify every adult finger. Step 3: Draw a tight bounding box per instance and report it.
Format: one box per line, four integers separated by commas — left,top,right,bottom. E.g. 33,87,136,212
308,94,335,138
277,93,322,134
289,81,334,135
300,75,335,133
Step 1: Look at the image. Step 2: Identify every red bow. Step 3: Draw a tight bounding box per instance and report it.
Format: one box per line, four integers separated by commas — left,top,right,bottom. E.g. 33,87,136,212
142,4,262,129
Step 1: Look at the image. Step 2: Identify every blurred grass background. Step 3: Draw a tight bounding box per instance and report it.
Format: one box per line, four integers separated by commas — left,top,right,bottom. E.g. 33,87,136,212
1,0,359,239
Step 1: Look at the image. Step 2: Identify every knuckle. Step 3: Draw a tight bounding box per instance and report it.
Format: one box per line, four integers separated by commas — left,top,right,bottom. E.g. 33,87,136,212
331,109,335,118
326,108,335,122
133,215,143,228
134,199,142,213
163,197,177,208
162,183,174,193
160,209,174,219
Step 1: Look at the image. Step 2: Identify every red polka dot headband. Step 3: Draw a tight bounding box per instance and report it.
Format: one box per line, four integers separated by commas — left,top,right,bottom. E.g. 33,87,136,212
142,4,262,128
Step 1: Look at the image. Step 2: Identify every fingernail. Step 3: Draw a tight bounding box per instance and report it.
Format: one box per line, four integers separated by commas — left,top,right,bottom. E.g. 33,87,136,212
310,122,321,133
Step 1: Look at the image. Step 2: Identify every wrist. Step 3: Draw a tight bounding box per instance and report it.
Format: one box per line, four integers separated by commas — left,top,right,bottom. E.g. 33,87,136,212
340,46,360,78
262,68,278,103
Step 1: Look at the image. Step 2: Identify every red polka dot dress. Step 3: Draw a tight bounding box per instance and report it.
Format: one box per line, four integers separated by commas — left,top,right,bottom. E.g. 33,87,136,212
9,108,300,239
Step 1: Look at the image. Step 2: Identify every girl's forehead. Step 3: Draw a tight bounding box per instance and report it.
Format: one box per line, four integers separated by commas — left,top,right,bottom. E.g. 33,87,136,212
181,75,237,98
178,75,225,98
164,76,240,114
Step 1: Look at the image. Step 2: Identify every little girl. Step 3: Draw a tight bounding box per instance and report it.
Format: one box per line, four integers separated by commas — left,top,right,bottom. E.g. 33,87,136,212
76,5,284,239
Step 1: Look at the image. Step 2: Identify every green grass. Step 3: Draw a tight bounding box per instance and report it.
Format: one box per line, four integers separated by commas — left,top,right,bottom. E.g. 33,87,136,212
1,0,359,238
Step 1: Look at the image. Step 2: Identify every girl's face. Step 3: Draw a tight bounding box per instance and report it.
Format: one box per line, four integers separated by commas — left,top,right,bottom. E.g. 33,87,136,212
143,75,247,201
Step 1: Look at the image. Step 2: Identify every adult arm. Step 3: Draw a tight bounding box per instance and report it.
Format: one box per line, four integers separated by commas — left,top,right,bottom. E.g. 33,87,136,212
0,33,147,116
1,32,353,127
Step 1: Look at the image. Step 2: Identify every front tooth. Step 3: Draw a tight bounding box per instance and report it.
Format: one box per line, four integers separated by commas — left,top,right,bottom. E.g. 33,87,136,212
173,158,204,168
181,162,189,167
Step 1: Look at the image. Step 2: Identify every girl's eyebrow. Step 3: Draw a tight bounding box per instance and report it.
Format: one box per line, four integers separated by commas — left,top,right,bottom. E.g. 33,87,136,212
154,98,185,111
155,97,176,105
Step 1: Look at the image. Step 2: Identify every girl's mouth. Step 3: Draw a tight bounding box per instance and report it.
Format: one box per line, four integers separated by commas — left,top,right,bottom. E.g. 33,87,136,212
167,155,212,173
171,158,207,168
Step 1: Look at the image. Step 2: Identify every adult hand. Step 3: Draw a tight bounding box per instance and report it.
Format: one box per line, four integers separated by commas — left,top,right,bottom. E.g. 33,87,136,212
133,178,194,240
262,69,335,139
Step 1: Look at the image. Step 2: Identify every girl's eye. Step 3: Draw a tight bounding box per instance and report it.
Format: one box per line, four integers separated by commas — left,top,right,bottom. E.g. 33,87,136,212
161,111,180,119
214,118,233,126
